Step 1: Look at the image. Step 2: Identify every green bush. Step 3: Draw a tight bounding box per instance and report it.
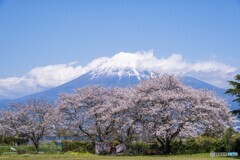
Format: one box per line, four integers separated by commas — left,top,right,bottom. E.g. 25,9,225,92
0,144,60,154
0,146,10,155
147,142,160,155
40,142,61,154
217,128,236,152
0,136,28,145
16,149,27,154
230,134,240,153
62,141,94,153
213,128,240,153
16,145,36,153
171,139,187,154
196,136,218,152
0,145,35,154
0,146,10,152
171,138,196,154
171,136,218,154
214,140,226,152
126,142,150,155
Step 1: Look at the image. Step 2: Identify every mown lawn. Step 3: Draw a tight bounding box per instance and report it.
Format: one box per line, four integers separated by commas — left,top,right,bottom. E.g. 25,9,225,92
0,153,237,160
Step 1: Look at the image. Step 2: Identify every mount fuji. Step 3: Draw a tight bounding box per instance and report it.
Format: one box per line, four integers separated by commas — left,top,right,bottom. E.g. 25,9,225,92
0,52,238,110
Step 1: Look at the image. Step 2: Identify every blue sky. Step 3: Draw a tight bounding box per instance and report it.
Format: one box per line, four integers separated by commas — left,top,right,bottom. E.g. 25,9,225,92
0,0,240,99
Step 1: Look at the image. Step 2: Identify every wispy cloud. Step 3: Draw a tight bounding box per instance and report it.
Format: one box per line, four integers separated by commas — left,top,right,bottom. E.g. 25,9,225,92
0,51,238,99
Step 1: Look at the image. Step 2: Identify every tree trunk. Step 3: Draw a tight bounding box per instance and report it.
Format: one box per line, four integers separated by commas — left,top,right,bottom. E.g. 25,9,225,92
163,139,171,154
33,140,40,152
29,133,40,152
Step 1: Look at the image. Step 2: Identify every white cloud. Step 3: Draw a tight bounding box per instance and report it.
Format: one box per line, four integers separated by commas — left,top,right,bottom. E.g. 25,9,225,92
0,63,86,99
28,64,85,87
0,51,238,99
135,53,236,74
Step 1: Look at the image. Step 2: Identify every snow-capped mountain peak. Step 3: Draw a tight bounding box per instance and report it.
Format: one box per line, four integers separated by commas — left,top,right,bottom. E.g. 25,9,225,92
89,52,155,79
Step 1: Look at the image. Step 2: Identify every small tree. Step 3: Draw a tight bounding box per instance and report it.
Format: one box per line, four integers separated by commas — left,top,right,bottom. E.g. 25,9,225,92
225,74,240,115
0,99,57,151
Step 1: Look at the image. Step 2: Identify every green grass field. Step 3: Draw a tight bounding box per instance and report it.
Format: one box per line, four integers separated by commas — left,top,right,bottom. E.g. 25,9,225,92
0,153,237,160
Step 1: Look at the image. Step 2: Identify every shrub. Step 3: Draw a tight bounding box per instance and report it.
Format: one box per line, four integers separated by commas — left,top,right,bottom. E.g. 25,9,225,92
147,142,160,155
172,138,202,154
213,140,226,152
126,142,150,155
214,128,239,152
230,134,240,153
0,146,10,153
40,142,61,154
171,139,187,154
17,149,27,154
62,141,94,153
16,145,36,153
0,136,28,145
171,136,218,154
196,136,218,152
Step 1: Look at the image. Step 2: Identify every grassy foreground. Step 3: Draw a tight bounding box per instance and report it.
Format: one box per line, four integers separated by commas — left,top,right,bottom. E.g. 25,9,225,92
0,153,237,160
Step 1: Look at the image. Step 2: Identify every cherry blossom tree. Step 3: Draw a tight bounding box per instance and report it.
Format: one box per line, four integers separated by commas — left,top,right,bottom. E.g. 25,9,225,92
58,86,126,142
131,75,233,154
0,99,57,151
